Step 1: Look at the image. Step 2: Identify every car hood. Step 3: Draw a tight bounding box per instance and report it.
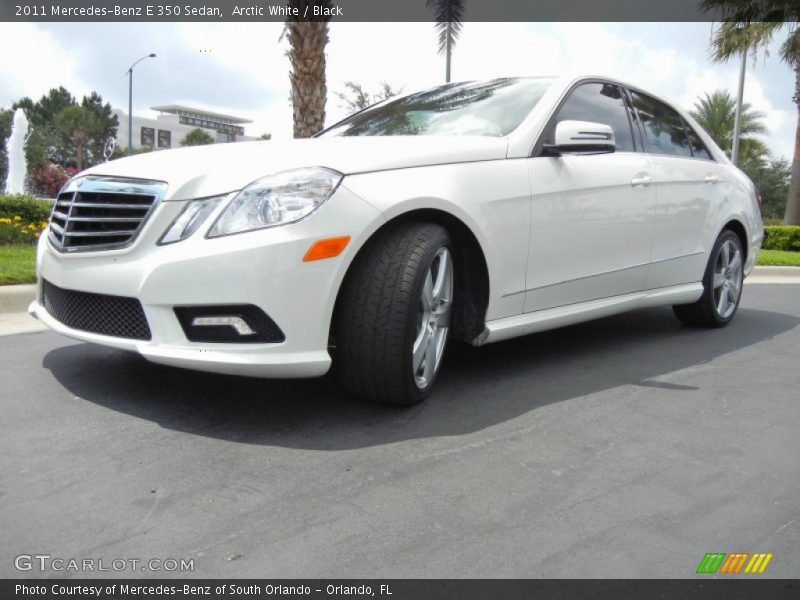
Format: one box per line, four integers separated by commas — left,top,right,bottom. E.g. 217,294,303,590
80,136,509,200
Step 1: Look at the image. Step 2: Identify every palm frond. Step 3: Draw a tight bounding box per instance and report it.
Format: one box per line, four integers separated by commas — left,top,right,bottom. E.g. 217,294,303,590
426,0,465,55
701,1,798,65
779,30,798,66
700,0,799,22
709,21,783,62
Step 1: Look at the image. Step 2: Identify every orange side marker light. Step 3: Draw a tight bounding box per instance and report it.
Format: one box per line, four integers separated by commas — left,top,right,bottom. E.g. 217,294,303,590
303,236,351,262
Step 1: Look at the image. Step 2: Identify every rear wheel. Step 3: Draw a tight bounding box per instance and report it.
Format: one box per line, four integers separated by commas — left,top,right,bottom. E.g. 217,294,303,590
335,221,454,405
673,229,744,328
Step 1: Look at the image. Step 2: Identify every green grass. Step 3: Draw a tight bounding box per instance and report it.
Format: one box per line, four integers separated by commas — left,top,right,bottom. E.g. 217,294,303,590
0,244,36,285
757,249,800,267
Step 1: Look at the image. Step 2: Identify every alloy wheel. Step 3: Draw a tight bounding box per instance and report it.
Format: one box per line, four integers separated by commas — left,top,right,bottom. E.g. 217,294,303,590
712,239,743,319
413,247,453,389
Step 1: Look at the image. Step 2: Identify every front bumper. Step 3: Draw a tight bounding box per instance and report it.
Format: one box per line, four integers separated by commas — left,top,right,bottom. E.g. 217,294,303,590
31,185,384,378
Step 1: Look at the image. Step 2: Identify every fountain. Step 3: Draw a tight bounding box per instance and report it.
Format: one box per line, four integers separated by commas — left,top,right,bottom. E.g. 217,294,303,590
4,108,29,194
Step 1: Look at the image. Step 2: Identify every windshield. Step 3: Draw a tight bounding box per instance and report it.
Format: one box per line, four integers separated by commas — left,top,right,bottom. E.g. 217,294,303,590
320,77,553,138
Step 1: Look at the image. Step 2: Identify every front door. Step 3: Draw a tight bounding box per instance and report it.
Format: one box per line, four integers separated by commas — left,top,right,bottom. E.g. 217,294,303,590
524,82,656,313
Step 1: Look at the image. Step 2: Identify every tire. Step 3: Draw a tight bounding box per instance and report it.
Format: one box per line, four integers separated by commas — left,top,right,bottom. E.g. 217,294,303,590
673,229,745,328
334,221,454,406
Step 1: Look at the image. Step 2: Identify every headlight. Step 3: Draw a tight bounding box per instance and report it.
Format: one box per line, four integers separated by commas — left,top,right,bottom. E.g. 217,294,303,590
207,167,343,238
159,195,225,245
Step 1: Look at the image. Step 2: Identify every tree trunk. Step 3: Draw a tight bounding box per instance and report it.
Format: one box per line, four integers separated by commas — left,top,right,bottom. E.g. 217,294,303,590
784,27,800,225
74,132,84,171
287,19,329,139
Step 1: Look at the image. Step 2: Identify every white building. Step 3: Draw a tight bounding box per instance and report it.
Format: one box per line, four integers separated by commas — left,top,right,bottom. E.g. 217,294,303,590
113,105,255,151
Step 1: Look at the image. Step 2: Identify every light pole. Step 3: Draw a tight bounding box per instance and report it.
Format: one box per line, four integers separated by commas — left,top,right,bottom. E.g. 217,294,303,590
731,46,747,167
126,53,157,155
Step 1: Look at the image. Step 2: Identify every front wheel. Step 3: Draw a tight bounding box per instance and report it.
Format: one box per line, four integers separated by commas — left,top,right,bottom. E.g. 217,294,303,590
334,221,454,405
673,229,744,328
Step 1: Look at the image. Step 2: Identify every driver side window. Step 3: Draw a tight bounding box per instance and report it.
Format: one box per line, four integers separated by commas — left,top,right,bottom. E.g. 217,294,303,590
553,83,636,153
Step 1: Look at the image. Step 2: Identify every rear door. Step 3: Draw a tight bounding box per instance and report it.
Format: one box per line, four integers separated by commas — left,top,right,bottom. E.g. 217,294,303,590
524,81,656,313
626,89,722,289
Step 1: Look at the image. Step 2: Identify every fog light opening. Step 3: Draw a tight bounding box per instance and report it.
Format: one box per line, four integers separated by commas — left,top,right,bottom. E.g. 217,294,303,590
191,316,255,336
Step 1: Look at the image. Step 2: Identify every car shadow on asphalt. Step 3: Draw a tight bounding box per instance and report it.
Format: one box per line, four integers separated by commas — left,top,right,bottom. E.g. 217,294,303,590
42,306,799,450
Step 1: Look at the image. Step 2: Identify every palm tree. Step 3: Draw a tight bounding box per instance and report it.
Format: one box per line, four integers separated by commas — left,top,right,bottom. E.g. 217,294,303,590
690,90,768,154
285,2,332,138
427,0,465,83
53,105,99,171
700,1,800,224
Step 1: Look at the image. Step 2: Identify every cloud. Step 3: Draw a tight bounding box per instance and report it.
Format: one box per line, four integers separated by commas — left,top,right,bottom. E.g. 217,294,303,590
0,22,85,102
0,21,794,158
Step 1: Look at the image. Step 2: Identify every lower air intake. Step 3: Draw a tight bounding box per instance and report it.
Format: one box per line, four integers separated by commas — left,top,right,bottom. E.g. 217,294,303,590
42,279,152,340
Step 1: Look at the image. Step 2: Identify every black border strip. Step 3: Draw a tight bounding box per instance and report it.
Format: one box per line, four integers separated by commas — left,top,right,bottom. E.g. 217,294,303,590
2,0,730,23
3,579,800,600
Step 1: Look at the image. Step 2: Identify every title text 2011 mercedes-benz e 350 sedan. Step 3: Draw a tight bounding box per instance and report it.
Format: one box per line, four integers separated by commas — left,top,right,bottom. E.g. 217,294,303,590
31,75,763,405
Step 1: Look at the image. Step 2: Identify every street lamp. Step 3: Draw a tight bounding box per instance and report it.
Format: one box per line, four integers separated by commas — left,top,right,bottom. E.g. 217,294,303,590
731,46,748,167
126,53,157,155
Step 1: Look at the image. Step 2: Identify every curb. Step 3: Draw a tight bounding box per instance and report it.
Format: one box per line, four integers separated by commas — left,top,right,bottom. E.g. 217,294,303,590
0,266,797,317
749,266,800,278
0,284,36,314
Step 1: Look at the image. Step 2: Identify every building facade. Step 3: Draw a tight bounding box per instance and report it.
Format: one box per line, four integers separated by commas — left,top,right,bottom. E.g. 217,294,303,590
114,105,254,151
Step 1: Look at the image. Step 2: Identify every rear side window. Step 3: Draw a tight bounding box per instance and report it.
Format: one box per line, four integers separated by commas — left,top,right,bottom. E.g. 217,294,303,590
629,91,692,158
553,83,636,152
685,123,714,160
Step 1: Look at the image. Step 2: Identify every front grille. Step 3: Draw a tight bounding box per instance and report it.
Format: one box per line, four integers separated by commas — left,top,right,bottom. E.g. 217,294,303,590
49,177,165,252
43,279,152,340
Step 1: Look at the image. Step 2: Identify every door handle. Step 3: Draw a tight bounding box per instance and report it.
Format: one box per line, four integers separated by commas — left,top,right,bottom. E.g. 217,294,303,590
631,174,652,187
705,174,719,184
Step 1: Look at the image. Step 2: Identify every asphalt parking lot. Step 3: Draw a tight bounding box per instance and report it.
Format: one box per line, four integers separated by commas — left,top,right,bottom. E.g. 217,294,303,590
1,283,798,579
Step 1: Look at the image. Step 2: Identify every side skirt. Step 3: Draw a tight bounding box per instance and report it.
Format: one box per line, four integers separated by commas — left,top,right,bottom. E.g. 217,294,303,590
472,283,703,346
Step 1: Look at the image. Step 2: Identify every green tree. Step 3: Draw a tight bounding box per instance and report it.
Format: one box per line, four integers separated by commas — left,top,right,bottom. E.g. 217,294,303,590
752,157,792,220
53,105,99,171
81,92,119,164
335,81,404,114
11,88,117,171
700,1,800,223
258,133,272,140
427,0,465,83
180,128,215,146
738,137,771,177
285,1,333,138
690,90,767,153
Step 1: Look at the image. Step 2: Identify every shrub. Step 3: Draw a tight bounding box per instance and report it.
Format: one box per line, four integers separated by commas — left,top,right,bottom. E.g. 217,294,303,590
29,161,78,197
0,216,48,244
0,193,53,223
762,226,800,252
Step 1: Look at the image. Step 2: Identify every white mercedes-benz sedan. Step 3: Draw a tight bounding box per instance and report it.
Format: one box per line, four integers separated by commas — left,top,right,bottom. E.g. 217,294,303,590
31,75,763,405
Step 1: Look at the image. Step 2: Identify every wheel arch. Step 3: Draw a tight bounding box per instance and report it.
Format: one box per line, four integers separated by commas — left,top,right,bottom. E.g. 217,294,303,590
721,218,749,262
330,208,491,345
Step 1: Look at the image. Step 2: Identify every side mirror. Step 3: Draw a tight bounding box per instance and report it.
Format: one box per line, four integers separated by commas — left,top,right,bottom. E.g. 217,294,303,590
544,120,616,155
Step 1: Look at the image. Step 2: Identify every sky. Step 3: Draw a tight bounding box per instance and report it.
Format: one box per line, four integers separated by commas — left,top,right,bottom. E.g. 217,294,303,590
0,21,795,160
